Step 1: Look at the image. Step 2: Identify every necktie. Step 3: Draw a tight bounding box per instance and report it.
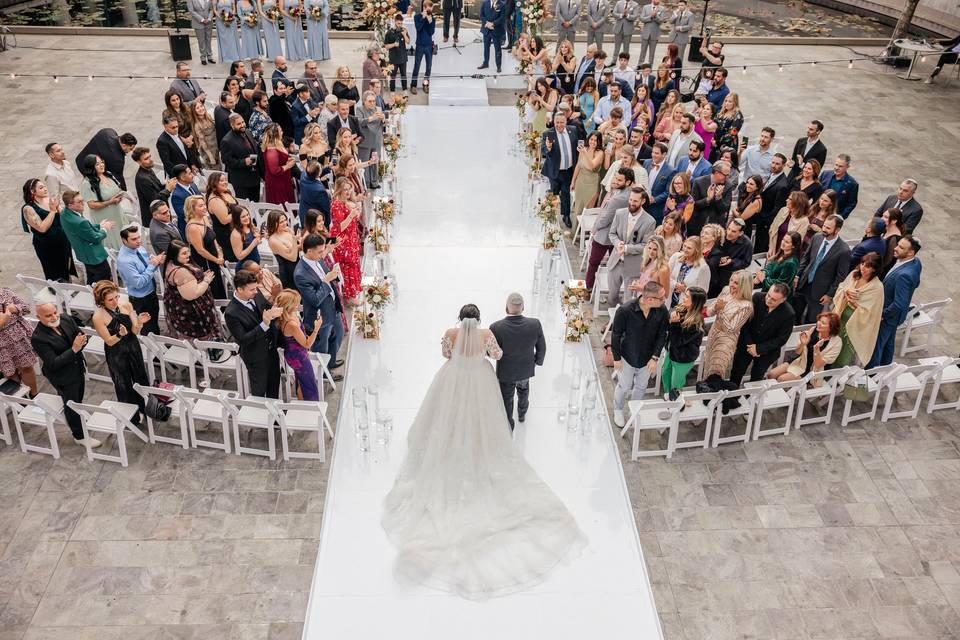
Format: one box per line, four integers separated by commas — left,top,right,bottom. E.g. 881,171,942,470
807,239,829,283
557,130,570,169
896,200,905,210
135,250,148,269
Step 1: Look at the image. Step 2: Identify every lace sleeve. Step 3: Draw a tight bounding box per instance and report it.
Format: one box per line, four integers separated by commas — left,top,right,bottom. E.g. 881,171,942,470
441,335,454,359
485,334,503,361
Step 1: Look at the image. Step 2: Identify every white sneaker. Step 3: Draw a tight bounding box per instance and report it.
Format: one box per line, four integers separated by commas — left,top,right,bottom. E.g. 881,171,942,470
74,437,102,449
613,409,625,427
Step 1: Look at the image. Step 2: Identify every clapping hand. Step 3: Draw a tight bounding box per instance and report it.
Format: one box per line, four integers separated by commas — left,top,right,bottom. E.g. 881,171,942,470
203,270,216,283
719,257,731,267
138,312,152,324
747,344,759,357
101,220,116,232
798,329,811,347
262,306,283,323
118,324,128,337
50,195,62,212
149,252,165,266
165,177,178,191
72,333,88,352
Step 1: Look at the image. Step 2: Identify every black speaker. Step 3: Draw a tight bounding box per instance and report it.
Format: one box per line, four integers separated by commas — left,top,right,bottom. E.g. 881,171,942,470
168,31,192,61
688,36,704,63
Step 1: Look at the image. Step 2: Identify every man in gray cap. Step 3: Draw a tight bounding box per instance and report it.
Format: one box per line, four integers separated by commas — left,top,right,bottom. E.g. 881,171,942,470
489,293,547,430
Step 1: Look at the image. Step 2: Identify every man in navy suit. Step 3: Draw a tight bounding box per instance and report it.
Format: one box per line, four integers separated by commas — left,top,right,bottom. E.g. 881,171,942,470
478,0,506,72
294,234,345,373
867,237,922,368
641,142,675,224
674,140,711,181
540,111,580,227
271,56,291,93
169,164,201,238
291,84,321,145
299,162,332,228
819,153,859,219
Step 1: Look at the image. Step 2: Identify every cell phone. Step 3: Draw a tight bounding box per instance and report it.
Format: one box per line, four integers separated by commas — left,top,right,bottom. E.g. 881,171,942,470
742,136,749,148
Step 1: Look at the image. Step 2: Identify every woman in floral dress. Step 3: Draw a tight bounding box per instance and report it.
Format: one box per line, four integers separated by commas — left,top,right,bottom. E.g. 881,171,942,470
163,240,225,342
329,177,363,304
0,287,39,396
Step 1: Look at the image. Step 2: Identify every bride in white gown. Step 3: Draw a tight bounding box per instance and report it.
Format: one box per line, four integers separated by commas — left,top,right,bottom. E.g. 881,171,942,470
382,305,586,600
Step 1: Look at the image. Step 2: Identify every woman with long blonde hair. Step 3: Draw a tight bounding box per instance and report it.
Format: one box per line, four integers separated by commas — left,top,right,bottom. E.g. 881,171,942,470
299,122,329,168
704,269,755,379
629,235,671,298
653,103,684,144
183,194,226,299
332,65,360,112
275,288,322,401
330,176,363,302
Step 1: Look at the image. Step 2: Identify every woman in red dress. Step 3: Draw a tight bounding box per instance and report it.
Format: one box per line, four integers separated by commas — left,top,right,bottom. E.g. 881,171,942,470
330,176,363,304
261,124,296,205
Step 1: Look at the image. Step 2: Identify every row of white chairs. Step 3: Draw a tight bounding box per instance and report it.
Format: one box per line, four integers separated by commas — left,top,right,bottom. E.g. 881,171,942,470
621,357,960,460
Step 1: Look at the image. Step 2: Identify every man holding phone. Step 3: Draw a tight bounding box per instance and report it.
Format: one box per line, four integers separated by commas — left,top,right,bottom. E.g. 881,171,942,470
295,234,346,377
220,113,263,201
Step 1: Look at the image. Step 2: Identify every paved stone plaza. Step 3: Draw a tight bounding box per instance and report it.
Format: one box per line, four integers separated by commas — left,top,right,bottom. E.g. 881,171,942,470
1,34,959,640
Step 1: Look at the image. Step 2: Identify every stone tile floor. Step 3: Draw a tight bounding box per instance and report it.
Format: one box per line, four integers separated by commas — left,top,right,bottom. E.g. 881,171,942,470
1,35,959,639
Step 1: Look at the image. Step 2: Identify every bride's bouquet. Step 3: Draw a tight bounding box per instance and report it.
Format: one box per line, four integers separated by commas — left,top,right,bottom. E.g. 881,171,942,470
535,193,560,228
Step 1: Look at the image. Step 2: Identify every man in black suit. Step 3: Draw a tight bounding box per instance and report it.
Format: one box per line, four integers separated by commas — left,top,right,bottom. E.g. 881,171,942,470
489,293,546,430
787,119,827,180
132,147,177,227
688,160,733,236
753,153,789,254
874,179,923,234
75,129,137,190
326,99,363,148
574,44,599,93
220,114,263,201
728,284,795,384
540,111,580,228
715,218,753,296
269,81,296,140
628,128,652,161
795,214,851,324
224,271,283,398
156,115,190,178
214,92,238,145
30,297,101,448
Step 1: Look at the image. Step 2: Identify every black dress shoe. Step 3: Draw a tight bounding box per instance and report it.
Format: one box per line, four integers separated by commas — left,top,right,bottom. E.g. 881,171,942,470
477,64,489,70
668,388,681,402
562,216,572,228
331,359,345,369
518,413,526,423
208,58,216,64
201,59,208,65
330,373,344,382
497,66,502,72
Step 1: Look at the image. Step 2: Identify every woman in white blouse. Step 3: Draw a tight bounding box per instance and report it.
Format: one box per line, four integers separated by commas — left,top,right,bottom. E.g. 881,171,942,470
667,236,711,308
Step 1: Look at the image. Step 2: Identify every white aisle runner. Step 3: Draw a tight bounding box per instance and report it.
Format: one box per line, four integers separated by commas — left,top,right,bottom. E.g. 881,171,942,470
301,107,663,639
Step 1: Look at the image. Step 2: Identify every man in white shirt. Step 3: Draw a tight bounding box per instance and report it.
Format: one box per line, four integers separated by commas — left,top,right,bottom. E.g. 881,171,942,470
738,125,775,182
665,113,702,168
594,81,632,125
43,142,82,197
612,52,636,87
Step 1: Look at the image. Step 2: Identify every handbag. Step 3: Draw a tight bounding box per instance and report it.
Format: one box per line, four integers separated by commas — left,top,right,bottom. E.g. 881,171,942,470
842,372,870,403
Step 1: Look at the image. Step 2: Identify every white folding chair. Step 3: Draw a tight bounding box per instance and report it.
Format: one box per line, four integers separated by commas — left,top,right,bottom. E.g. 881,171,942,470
899,298,952,356
195,340,244,395
177,387,235,453
591,266,609,314
841,364,899,426
76,326,115,384
747,251,766,276
794,367,854,429
750,378,805,440
623,398,683,460
879,363,938,422
16,274,52,301
66,400,148,467
0,379,29,446
133,383,188,449
0,392,64,458
221,395,277,459
919,356,960,413
142,334,200,388
674,390,725,449
711,387,761,447
273,400,332,461
48,281,98,316
575,208,599,252
779,323,815,364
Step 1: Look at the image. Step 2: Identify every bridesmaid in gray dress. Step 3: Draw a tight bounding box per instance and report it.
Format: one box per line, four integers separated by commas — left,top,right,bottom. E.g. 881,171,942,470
259,0,284,58
214,0,241,62
305,0,331,61
281,0,307,61
237,0,263,59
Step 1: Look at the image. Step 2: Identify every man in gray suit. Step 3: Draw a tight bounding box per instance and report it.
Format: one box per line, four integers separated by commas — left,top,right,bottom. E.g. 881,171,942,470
607,187,655,307
356,91,386,189
586,166,635,291
586,0,610,48
795,214,852,324
668,0,693,62
489,293,546,430
612,0,640,60
555,0,581,45
638,0,667,66
187,0,215,65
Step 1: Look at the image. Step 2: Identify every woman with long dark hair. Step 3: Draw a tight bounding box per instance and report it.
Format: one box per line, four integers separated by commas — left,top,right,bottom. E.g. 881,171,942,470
662,286,707,400
832,252,884,367
734,174,764,232
223,74,252,122
79,154,125,250
163,90,192,136
163,240,225,342
229,204,262,271
21,179,74,281
756,231,801,296
266,209,302,289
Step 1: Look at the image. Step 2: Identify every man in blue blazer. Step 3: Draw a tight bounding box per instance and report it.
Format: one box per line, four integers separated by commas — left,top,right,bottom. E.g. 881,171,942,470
294,234,345,373
819,154,859,219
299,162,331,228
674,140,711,181
641,142,675,224
540,111,581,227
169,164,202,239
478,0,506,72
291,85,321,145
867,237,922,368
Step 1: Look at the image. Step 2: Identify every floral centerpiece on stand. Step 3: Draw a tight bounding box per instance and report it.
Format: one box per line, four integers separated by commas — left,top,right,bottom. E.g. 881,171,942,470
377,160,391,180
373,196,396,225
522,0,545,36
368,224,390,253
392,93,408,114
353,310,381,339
542,226,563,250
383,133,401,162
243,11,258,26
515,92,526,119
518,129,539,157
535,192,560,228
560,279,589,312
364,278,392,314
362,0,395,39
564,310,592,342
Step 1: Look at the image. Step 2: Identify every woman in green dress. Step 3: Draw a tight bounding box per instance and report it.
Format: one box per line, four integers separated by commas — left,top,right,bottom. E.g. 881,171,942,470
755,231,800,296
79,154,125,250
832,252,884,367
571,131,604,230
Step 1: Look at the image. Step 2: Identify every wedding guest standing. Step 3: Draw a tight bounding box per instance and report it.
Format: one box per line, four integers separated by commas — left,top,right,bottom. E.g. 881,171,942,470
262,124,297,204
666,236,710,308
0,288,39,397
247,90,273,144
299,161,332,227
188,0,216,64
132,148,175,227
571,131,604,227
183,195,227,299
282,0,308,61
332,66,362,110
384,13,410,91
294,234,344,369
80,155,125,251
662,286,706,400
586,167,634,291
795,214,850,324
74,129,137,190
229,205,262,270
655,212,683,256
241,260,283,303
188,101,221,170
21,179,73,282
703,270,753,379
609,281,667,426
116,226,163,335
60,190,113,284
362,46,388,93
868,237,921,368
214,0,242,62
225,271,283,398
163,240,225,342
879,208,905,278
767,191,810,261
260,0,284,58
221,114,263,201
276,288,321,400
728,285,794,384
329,177,363,303
612,0,640,60
586,0,610,48
356,91,386,190
667,0,692,61
607,188,656,307
832,252,883,368
304,0,331,61
267,211,303,290
44,142,83,197
788,159,823,203
91,281,150,424
412,2,436,94
148,201,183,256
874,179,923,234
442,0,462,43
237,0,263,58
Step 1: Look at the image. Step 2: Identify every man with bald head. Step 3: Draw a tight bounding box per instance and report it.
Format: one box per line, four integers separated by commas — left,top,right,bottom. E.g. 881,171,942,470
272,56,291,93
220,113,262,200
490,294,547,431
30,295,101,449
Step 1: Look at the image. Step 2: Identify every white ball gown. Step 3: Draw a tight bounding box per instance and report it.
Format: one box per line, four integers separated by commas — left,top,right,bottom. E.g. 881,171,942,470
382,319,586,600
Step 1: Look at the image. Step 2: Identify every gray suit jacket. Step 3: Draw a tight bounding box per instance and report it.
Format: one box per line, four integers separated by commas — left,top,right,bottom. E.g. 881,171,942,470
587,0,610,27
612,0,640,35
489,315,546,383
593,188,630,245
556,0,581,26
666,129,703,168
607,208,655,272
149,218,183,256
668,9,692,45
638,2,667,38
187,0,213,25
796,234,852,300
355,105,384,152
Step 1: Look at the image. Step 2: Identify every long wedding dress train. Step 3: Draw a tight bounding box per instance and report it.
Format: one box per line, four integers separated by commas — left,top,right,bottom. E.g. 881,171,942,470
382,319,586,600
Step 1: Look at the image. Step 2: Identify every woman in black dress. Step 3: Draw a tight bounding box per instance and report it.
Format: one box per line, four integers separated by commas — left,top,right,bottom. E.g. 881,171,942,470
266,209,302,289
163,240,225,343
332,66,361,114
183,195,227,299
223,75,252,122
21,179,74,282
91,280,150,424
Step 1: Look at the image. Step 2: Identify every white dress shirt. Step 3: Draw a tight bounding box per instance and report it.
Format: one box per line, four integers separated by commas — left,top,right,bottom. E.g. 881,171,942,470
647,162,662,192
44,160,82,196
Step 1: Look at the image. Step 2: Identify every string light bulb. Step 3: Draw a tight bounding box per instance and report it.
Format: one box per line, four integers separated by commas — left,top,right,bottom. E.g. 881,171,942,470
9,73,15,79
778,64,783,72
53,76,59,83
848,60,853,68
88,75,93,81
921,55,927,62
811,61,816,67
741,66,747,74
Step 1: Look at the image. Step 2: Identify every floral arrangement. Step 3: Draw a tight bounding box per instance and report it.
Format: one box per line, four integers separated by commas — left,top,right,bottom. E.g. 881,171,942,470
265,5,280,20
535,193,560,228
515,93,526,118
368,224,390,253
363,279,392,312
542,226,563,250
220,9,235,23
353,309,381,339
289,4,303,17
243,11,258,26
309,3,323,20
392,93,408,114
377,160,391,179
521,0,545,35
373,196,396,225
518,129,539,157
564,311,591,342
518,57,532,76
361,0,395,34
560,280,589,312
383,133,401,162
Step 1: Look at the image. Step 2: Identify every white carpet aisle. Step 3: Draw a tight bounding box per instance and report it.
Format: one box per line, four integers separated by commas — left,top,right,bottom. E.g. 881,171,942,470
300,104,664,639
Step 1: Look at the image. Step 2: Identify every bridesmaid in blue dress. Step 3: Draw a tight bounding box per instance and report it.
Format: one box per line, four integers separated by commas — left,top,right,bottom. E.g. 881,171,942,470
305,0,331,61
237,0,263,59
277,290,321,401
281,0,307,61
259,0,284,58
214,0,242,63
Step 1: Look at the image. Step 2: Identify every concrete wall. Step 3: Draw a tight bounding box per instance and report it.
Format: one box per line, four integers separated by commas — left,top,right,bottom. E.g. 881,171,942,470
809,0,960,37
